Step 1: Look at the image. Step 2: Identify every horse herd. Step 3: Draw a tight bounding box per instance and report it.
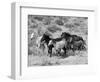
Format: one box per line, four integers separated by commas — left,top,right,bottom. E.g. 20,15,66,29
33,32,86,58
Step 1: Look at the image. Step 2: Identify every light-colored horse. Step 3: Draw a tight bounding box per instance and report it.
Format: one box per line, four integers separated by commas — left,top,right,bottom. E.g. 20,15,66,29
48,38,67,56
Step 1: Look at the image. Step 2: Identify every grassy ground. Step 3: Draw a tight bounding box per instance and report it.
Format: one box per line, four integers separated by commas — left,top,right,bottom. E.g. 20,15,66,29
28,51,88,66
28,15,88,66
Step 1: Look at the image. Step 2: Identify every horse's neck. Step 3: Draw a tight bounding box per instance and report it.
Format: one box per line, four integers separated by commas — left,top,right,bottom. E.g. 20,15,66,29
53,38,62,42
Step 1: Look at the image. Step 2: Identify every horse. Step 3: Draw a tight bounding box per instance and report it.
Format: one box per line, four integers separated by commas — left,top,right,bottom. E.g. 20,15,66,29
70,35,86,45
48,37,67,57
64,34,86,52
61,32,86,45
30,32,35,40
36,33,52,56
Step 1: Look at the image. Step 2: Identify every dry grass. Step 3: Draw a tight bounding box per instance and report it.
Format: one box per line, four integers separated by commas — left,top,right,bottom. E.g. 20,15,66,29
28,51,88,66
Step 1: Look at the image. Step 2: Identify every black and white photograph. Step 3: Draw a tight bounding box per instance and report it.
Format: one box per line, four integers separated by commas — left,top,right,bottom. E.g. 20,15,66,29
28,15,88,66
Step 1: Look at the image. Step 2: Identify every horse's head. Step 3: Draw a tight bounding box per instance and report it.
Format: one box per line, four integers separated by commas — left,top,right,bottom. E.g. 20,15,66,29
48,40,54,46
61,32,71,39
40,33,52,46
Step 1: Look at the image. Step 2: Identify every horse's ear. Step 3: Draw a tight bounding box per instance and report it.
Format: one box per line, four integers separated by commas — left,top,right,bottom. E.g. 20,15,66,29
61,32,64,37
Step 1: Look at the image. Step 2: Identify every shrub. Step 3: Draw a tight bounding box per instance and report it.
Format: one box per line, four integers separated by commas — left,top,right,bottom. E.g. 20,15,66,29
65,24,74,28
34,16,43,21
55,20,64,26
43,17,52,25
47,26,62,33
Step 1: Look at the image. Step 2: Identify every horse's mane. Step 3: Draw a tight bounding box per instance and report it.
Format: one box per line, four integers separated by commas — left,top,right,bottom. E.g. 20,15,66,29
52,37,63,42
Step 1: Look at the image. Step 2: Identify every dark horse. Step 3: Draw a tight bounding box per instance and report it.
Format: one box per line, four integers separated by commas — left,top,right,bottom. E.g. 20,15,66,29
61,32,86,52
40,33,53,56
40,33,52,45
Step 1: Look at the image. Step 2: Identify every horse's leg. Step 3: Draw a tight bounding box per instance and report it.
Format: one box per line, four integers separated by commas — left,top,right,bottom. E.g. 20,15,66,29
49,49,52,57
57,48,61,56
56,49,59,56
72,48,76,56
48,48,52,57
61,47,66,57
